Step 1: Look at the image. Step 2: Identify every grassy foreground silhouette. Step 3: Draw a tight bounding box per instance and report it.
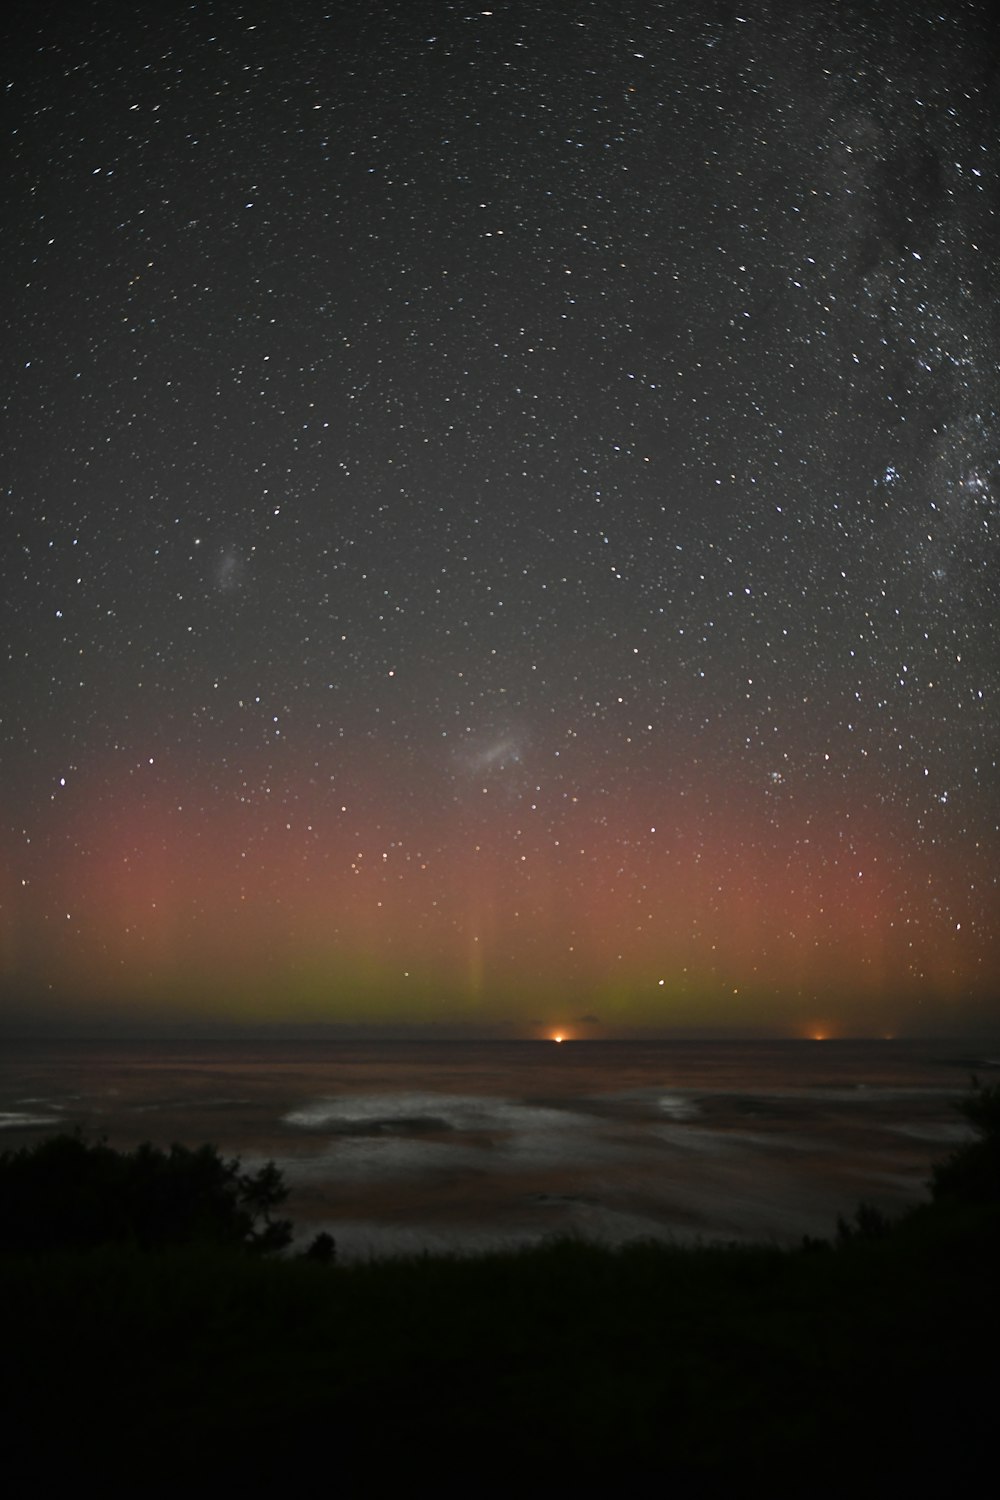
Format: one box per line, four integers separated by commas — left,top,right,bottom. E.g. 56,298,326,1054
2,1084,997,1491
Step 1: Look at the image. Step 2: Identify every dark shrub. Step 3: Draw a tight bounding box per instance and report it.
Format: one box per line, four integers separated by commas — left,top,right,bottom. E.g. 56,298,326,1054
0,1133,292,1254
930,1079,1000,1206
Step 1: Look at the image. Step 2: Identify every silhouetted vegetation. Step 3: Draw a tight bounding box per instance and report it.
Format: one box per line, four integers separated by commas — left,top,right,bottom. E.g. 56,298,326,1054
834,1198,893,1244
930,1077,1000,1204
2,1082,997,1490
0,1132,292,1253
303,1228,337,1263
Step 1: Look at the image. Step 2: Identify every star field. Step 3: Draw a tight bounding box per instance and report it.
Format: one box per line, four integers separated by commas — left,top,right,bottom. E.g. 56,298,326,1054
3,1,998,1035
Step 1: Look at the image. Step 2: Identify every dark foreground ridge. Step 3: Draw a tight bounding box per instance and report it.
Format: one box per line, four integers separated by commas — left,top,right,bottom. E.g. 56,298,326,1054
2,1083,998,1493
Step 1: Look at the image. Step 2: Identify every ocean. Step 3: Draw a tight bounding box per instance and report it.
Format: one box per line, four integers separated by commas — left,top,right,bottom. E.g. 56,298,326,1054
1,1037,992,1258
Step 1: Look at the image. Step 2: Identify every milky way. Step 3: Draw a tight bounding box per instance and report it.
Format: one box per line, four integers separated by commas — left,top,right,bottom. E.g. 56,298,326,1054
3,2,998,1035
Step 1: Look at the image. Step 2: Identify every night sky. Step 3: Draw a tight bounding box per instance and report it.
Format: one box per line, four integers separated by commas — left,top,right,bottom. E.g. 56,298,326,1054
3,1,998,1037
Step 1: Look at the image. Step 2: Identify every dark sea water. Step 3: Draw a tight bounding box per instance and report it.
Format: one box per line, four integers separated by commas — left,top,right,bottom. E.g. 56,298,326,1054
1,1038,994,1259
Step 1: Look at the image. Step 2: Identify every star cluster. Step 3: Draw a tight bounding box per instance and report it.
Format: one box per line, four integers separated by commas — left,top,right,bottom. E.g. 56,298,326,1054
3,1,998,1034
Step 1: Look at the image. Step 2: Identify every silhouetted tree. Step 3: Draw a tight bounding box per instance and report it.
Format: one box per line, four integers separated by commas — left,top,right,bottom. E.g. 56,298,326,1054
238,1158,293,1252
835,1200,892,1244
930,1078,1000,1205
0,1133,293,1254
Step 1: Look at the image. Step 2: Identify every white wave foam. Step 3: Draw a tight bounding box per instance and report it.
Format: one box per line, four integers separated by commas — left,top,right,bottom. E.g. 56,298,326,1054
658,1093,699,1120
0,1111,63,1129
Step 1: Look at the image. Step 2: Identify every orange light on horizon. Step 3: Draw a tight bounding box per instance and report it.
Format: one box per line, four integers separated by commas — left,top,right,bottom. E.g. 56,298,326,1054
797,1020,837,1042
